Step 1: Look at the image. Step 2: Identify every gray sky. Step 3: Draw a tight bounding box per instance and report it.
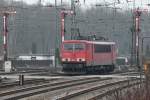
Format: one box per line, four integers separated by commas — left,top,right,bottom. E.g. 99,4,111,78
14,0,150,11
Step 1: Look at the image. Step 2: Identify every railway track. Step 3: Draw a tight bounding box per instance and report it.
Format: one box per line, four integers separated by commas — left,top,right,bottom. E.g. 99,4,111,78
0,66,141,76
88,81,142,100
0,70,49,76
56,78,142,100
0,78,50,89
0,69,144,100
112,72,143,77
0,77,111,100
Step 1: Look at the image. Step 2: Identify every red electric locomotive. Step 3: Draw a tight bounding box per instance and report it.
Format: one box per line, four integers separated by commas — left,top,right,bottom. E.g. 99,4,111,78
60,40,117,73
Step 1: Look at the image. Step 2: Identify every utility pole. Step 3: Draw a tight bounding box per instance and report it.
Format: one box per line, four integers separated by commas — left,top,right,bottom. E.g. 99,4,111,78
54,0,60,68
38,0,42,6
71,0,79,39
130,0,136,67
71,0,75,39
131,14,135,67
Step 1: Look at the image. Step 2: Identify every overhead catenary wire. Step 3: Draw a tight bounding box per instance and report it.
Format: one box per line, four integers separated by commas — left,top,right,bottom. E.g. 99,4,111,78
3,0,149,57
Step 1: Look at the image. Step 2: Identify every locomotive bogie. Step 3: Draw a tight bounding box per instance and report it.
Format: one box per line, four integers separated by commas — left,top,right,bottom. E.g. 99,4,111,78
62,63,86,72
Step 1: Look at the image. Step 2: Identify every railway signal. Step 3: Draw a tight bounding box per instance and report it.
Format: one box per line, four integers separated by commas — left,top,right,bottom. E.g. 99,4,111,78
0,9,16,72
0,10,16,61
134,8,141,74
60,10,74,42
132,8,148,69
132,8,149,85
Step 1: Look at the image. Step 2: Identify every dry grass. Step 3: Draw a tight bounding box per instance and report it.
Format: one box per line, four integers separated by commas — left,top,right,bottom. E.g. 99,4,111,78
109,78,150,100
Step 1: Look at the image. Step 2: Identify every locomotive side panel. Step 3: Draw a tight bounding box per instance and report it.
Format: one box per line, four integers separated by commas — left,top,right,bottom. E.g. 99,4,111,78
85,43,93,66
60,40,116,73
111,44,117,65
92,44,114,66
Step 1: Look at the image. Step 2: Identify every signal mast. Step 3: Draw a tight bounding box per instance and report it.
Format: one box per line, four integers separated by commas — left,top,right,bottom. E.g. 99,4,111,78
0,10,16,61
133,8,148,68
60,0,80,42
60,10,74,42
134,8,142,69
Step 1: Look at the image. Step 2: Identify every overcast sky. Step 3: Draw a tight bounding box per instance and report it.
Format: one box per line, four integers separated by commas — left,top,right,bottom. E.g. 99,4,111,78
13,0,150,11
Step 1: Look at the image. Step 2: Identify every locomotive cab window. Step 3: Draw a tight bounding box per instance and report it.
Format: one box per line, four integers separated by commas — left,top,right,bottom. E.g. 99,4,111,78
64,43,74,50
94,44,111,53
75,43,85,50
63,43,85,51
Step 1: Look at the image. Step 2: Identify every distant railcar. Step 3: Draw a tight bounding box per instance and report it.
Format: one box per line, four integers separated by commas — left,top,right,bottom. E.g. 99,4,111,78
116,57,129,71
12,55,55,68
116,57,128,65
60,40,117,73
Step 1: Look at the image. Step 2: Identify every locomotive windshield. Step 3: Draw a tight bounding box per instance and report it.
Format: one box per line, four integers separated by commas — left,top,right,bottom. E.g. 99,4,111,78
63,43,85,51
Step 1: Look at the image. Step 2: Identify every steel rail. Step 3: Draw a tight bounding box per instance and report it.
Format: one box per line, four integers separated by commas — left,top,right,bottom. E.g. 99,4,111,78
0,78,49,88
0,70,47,75
56,78,140,100
88,81,143,100
0,77,111,100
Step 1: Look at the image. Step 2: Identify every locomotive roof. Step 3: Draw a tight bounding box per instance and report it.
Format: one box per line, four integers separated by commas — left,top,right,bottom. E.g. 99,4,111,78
63,40,87,43
63,40,115,45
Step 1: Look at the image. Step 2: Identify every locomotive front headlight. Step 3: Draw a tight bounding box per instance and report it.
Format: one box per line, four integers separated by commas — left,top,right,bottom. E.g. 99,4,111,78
62,58,66,61
77,58,85,62
67,58,70,61
82,58,85,61
62,58,71,61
